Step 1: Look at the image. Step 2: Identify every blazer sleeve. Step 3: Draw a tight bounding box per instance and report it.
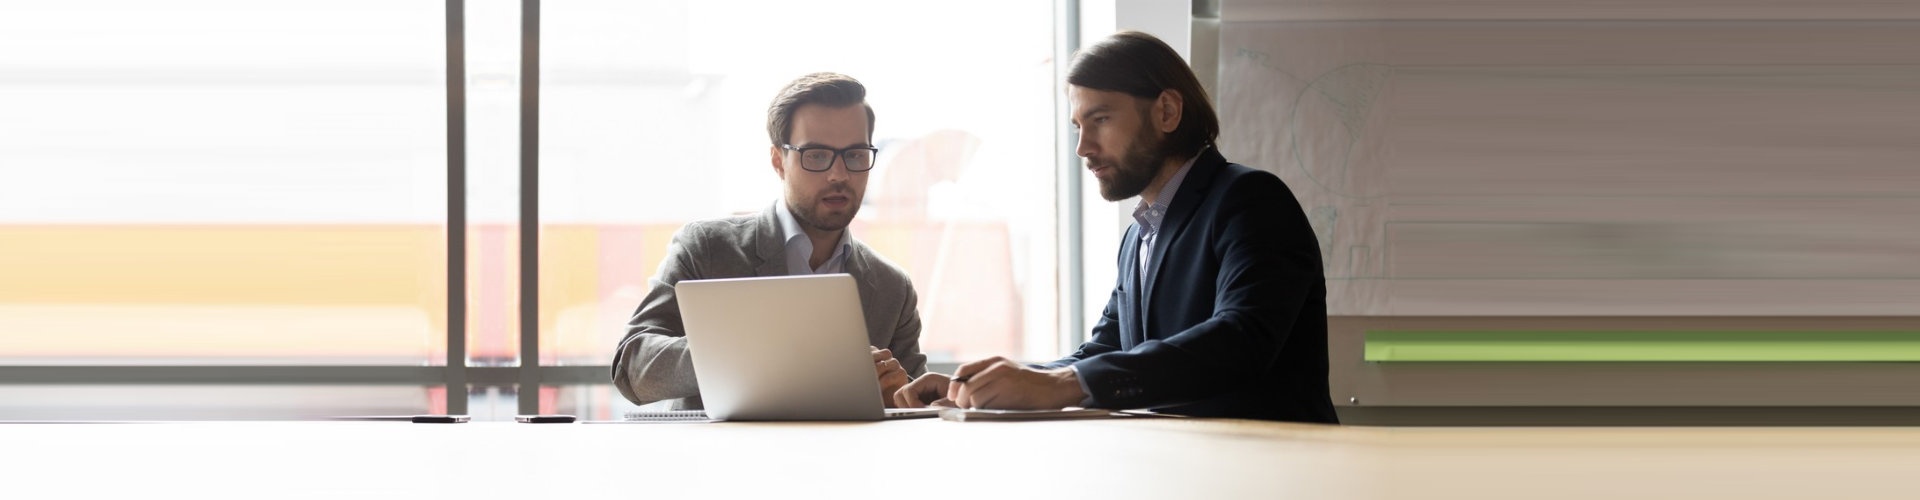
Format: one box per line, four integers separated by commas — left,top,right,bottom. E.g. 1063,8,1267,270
1039,283,1124,370
610,226,705,406
1071,172,1321,409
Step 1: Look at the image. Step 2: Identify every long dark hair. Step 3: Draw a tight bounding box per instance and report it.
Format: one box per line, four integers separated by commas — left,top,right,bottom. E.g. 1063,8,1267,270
1067,31,1219,158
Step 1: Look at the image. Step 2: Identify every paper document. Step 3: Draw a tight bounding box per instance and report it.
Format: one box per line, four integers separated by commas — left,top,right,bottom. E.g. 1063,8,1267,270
937,407,1115,422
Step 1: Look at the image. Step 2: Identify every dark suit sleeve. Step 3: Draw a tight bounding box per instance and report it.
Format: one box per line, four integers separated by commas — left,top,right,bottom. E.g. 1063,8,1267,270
1041,226,1135,370
1039,284,1124,370
1072,173,1320,409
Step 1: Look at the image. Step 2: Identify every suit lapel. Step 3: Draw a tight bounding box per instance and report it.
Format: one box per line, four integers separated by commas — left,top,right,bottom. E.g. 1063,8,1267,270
752,203,789,277
1120,224,1144,347
842,243,882,346
843,243,874,292
1139,148,1226,334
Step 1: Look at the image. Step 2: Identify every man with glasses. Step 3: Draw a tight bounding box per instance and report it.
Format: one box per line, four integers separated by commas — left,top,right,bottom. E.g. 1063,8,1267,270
894,32,1338,423
612,72,926,409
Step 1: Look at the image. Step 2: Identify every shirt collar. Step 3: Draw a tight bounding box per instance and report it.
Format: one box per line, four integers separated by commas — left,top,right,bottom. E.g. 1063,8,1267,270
774,198,810,246
774,198,850,271
1131,152,1201,234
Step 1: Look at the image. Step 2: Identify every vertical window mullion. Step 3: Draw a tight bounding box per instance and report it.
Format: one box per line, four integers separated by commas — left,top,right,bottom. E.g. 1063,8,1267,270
517,0,541,416
444,0,470,416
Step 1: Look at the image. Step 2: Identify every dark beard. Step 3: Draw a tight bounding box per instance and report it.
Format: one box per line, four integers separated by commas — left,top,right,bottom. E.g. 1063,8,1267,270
789,187,856,233
1096,123,1169,201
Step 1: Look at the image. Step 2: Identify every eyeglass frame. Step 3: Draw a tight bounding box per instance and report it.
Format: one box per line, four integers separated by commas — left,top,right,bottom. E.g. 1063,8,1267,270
779,144,880,173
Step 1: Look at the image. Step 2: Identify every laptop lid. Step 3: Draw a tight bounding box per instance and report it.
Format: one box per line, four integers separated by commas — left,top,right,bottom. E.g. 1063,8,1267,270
676,274,886,421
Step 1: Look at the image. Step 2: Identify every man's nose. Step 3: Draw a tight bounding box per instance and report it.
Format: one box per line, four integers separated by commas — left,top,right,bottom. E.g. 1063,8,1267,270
824,156,851,182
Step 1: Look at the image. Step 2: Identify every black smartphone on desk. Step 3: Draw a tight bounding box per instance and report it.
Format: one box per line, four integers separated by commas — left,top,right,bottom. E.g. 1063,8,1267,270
515,415,576,423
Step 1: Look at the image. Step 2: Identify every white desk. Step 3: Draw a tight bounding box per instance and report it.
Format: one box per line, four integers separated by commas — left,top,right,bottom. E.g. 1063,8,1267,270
5,419,1918,499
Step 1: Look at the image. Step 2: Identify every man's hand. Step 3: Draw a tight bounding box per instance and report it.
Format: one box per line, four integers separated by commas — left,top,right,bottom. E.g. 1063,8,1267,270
872,347,910,407
947,356,1088,410
892,372,953,408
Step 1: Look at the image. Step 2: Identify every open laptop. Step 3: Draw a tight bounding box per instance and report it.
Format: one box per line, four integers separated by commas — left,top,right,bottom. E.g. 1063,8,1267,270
632,274,936,422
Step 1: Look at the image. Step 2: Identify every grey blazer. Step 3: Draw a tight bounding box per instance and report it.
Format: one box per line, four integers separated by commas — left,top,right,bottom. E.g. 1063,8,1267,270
610,203,927,408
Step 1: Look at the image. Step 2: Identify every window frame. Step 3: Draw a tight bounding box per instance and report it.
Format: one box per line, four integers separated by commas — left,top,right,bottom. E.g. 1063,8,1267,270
0,0,1085,418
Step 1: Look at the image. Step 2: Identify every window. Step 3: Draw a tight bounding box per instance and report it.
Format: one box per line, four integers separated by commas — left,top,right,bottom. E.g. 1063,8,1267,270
0,0,1070,420
0,1,448,367
538,0,1063,368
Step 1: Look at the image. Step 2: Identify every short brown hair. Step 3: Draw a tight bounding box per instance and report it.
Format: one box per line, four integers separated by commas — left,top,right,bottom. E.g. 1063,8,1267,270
766,72,876,146
1067,31,1219,158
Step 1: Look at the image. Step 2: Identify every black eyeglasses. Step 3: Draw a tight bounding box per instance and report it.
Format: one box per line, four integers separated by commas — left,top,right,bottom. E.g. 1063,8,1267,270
780,144,879,173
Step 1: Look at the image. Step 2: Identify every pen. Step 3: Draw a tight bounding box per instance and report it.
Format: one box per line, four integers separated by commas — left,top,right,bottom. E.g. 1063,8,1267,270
951,376,969,383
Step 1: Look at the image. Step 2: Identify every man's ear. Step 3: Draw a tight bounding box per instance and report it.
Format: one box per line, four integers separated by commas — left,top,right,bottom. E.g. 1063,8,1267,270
770,144,786,180
1153,89,1184,134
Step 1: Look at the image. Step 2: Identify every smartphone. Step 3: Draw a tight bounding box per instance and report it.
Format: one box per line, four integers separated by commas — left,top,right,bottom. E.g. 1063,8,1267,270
514,414,577,423
410,415,470,423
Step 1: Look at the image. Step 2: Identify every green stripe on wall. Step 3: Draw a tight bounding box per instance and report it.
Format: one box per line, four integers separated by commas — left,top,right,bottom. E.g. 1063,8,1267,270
1365,331,1920,362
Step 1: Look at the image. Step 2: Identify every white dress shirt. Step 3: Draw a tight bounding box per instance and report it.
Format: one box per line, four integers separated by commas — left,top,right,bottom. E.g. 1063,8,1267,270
773,198,850,275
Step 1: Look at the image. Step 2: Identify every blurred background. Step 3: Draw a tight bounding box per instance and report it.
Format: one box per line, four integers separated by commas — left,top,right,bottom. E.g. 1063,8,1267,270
1,0,1067,420
5,0,1918,423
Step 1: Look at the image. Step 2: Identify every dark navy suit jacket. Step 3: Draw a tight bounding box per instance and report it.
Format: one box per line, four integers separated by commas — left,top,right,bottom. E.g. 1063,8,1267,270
1044,147,1337,423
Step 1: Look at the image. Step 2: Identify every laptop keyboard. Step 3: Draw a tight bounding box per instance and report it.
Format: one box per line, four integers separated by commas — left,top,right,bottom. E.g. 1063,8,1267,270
622,410,711,421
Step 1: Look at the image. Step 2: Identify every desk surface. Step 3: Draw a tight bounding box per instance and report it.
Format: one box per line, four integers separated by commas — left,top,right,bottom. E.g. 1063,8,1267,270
6,418,1918,499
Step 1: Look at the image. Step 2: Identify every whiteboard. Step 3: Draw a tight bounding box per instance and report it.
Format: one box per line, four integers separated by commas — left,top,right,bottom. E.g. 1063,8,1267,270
1215,19,1920,315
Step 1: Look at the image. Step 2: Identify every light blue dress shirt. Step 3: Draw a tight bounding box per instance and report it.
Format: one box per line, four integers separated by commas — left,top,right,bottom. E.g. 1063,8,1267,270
1131,154,1200,280
773,198,851,275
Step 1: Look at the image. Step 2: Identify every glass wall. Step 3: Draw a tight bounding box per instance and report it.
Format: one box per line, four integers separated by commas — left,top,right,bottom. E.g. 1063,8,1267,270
0,0,1067,419
0,1,448,367
538,0,1064,371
